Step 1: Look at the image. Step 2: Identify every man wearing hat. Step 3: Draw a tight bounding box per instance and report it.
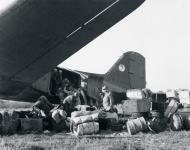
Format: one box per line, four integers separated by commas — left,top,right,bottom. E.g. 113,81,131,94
101,85,114,112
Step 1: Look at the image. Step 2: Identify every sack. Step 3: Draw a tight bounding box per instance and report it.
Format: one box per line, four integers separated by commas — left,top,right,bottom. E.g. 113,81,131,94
71,110,98,118
52,109,67,123
73,122,99,136
71,113,99,125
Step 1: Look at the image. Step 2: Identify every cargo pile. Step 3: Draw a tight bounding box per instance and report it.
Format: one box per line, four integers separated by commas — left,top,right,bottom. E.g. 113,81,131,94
1,89,190,136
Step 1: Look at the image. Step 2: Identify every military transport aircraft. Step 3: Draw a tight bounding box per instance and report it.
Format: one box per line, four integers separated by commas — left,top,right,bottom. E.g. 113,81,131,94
0,0,145,103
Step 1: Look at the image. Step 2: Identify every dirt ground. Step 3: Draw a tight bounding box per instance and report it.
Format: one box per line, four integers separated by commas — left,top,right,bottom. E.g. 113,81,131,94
0,130,190,150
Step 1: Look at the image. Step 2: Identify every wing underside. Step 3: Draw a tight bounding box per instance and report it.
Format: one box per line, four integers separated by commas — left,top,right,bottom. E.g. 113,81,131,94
0,0,145,100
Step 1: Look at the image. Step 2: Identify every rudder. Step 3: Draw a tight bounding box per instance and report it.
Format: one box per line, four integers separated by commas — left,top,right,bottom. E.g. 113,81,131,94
103,51,146,92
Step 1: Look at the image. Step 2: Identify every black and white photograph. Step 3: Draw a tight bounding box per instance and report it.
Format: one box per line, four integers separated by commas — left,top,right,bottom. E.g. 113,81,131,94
0,0,190,149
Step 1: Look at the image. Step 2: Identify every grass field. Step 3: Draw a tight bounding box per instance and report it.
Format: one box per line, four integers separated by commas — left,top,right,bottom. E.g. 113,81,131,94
1,100,190,150
1,130,190,150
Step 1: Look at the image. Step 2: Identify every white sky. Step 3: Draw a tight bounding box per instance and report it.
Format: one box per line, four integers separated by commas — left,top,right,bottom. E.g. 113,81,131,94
1,0,190,91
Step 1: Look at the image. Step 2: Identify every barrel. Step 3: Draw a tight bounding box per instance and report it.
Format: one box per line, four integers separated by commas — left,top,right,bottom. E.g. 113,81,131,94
71,110,98,118
177,108,190,130
170,114,183,131
126,117,147,135
164,99,179,118
73,122,99,136
148,117,167,133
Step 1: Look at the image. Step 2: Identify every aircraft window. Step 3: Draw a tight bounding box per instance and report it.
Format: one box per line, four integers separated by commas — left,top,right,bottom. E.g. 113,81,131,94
118,64,125,72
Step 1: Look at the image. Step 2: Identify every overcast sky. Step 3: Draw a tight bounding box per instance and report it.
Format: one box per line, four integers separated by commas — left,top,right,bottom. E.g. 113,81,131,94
1,0,190,91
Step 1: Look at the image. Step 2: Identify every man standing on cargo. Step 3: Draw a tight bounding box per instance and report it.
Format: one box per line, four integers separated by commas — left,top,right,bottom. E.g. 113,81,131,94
101,86,115,112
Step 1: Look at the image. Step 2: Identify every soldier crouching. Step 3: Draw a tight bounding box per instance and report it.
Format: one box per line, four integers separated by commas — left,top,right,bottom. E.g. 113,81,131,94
32,95,69,132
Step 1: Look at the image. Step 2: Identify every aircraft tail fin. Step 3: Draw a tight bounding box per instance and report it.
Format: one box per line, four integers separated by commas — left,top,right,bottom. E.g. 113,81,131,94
103,51,146,92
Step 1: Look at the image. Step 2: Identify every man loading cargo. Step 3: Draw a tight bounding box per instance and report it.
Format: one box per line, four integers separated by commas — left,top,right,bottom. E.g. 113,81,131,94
58,78,76,102
61,91,81,116
32,95,54,118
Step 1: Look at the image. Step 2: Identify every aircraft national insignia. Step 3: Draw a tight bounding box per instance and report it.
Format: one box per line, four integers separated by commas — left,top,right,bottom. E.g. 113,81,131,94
119,64,125,72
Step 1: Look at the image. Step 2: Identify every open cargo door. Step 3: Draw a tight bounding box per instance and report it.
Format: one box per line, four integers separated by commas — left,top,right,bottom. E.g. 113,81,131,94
87,75,103,101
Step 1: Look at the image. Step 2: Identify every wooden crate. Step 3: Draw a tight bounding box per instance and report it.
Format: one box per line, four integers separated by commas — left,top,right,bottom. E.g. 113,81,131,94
122,99,150,115
178,89,190,104
20,118,43,133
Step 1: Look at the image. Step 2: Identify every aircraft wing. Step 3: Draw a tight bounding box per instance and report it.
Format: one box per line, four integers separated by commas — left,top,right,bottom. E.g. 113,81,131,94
0,0,145,99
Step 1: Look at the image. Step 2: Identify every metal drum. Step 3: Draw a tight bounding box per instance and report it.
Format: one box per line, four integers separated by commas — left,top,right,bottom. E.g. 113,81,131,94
177,108,190,130
148,117,167,133
164,99,179,118
126,117,147,135
170,114,183,131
